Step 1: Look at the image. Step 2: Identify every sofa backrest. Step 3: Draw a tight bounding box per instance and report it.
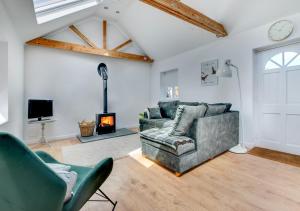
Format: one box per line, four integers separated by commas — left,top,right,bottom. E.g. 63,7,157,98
187,111,238,141
205,104,227,116
178,102,200,106
157,101,232,120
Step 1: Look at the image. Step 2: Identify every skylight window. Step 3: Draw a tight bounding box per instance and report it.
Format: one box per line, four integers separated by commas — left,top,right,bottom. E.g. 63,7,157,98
33,0,101,24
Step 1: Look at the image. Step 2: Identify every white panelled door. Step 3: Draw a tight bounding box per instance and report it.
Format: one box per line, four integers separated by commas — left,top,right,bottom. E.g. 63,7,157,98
256,44,300,155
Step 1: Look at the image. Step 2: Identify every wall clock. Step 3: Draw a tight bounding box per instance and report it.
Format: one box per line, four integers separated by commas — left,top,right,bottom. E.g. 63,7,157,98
268,20,294,41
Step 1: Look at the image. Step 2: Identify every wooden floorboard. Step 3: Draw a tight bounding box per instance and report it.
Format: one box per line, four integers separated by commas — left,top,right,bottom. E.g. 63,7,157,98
29,140,300,211
89,153,300,211
249,147,300,168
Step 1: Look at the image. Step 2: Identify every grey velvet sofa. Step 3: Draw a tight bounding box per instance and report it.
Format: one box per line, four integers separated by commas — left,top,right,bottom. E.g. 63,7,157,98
139,101,239,176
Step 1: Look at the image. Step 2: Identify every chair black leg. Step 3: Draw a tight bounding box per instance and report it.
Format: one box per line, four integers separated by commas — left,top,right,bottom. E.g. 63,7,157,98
89,189,117,211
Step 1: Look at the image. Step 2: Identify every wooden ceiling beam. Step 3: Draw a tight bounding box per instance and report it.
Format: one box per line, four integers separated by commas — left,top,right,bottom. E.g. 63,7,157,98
140,0,227,37
69,25,97,48
112,39,132,51
26,37,154,63
102,20,107,49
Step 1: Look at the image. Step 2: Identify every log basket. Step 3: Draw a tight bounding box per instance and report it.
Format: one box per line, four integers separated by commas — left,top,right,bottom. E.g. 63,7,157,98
79,121,95,137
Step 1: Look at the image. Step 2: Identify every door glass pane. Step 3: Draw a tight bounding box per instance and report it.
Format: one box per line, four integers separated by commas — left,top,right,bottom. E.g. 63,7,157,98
284,52,298,65
265,60,280,70
271,53,283,66
288,55,300,67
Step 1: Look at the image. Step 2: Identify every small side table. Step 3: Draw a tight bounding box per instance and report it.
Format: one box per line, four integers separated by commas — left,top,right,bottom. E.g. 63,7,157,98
28,119,56,146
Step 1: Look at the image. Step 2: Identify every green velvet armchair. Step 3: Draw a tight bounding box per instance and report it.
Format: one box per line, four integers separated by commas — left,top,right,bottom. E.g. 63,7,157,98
0,132,117,211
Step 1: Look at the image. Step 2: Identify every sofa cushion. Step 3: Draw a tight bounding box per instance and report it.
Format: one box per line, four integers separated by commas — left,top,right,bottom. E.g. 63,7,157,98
139,118,173,131
158,100,179,119
141,138,194,156
170,105,207,136
205,104,227,116
147,107,162,119
140,127,195,156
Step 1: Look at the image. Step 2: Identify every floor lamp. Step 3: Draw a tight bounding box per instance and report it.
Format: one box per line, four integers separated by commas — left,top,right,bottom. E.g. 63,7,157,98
218,60,248,154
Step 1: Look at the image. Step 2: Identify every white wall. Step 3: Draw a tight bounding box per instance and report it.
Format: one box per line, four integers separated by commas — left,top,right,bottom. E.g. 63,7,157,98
0,42,8,124
24,18,151,143
150,13,300,145
0,1,24,138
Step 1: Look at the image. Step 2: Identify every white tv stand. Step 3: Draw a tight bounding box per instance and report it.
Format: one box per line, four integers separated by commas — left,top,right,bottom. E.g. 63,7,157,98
28,119,56,146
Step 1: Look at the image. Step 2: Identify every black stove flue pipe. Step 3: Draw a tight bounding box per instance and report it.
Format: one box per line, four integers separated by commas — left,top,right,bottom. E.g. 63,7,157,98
97,63,108,113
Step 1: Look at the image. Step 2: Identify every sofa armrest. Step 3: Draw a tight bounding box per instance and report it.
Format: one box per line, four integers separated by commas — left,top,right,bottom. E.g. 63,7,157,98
189,111,239,149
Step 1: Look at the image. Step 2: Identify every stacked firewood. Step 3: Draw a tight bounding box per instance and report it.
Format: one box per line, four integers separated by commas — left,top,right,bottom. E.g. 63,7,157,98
78,120,95,137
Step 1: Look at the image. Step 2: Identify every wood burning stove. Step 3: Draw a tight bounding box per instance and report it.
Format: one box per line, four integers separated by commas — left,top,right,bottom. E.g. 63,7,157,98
96,63,116,135
96,113,116,134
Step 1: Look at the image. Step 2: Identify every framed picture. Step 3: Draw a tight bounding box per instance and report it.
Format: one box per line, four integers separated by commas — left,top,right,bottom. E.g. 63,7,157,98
201,59,218,86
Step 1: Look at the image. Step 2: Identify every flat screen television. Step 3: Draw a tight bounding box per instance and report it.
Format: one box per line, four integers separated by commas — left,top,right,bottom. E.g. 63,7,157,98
28,99,53,120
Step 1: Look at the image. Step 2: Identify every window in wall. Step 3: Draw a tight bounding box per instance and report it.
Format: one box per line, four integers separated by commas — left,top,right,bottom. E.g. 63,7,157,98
33,0,101,24
160,69,179,100
265,52,300,70
0,42,8,125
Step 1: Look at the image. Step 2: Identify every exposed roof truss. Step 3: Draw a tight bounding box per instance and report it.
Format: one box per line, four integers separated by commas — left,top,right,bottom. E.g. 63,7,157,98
26,20,154,63
140,0,227,37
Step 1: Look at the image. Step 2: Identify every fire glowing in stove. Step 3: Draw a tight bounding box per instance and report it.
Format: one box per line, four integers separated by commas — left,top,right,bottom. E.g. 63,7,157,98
100,116,114,127
96,113,116,134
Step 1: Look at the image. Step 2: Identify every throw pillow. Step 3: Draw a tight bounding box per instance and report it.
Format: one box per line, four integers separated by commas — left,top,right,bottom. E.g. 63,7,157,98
205,104,227,116
47,163,71,172
169,105,185,135
147,107,162,119
158,100,179,119
47,163,77,203
56,170,78,203
170,105,207,136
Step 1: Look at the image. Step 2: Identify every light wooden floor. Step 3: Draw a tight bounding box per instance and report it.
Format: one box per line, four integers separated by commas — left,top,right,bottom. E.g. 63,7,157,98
249,147,300,168
30,141,300,211
30,138,80,161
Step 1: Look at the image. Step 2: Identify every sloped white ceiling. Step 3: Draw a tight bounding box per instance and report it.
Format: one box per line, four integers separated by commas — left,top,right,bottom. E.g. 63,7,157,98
3,0,300,60
1,0,128,42
117,1,216,60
